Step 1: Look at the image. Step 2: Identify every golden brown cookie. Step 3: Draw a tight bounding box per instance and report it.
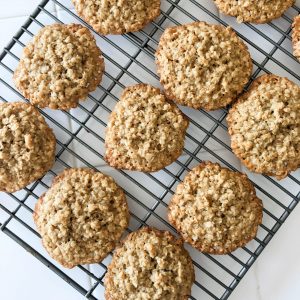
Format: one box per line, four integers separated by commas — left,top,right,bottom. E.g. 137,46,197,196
155,21,252,110
105,84,189,172
227,74,300,179
104,227,195,300
71,0,161,35
168,162,263,254
214,0,294,23
0,102,56,193
292,15,300,61
14,23,104,110
33,168,129,268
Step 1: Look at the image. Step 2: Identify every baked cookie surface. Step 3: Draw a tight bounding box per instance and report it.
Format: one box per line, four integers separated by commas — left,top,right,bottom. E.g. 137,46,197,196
214,0,294,23
292,15,300,61
168,162,263,254
0,102,56,193
227,74,300,179
14,23,104,110
72,0,161,35
155,21,252,110
34,168,129,268
104,227,194,300
105,84,189,172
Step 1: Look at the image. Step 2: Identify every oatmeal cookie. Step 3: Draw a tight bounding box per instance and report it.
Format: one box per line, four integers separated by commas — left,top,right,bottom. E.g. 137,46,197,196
33,168,129,268
155,21,252,110
104,227,194,300
214,0,294,23
14,23,104,110
105,84,189,172
292,15,300,61
0,102,56,193
72,0,161,35
227,74,300,179
168,162,263,254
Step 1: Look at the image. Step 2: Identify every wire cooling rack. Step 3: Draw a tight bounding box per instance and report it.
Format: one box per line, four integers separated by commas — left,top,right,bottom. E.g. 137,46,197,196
0,0,300,299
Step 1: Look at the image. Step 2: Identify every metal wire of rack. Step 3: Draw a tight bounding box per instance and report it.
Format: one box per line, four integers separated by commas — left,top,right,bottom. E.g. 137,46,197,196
0,0,300,299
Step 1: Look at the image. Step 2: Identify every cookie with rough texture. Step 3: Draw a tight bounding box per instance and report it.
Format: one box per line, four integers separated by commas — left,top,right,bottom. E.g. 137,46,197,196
214,0,294,23
72,0,161,35
168,162,263,254
292,15,300,61
0,102,56,193
105,84,189,172
14,23,104,110
34,168,129,268
105,227,194,300
227,74,300,179
155,21,252,110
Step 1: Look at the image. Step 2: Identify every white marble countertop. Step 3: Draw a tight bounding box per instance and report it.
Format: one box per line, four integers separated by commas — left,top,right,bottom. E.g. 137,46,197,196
0,0,299,299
